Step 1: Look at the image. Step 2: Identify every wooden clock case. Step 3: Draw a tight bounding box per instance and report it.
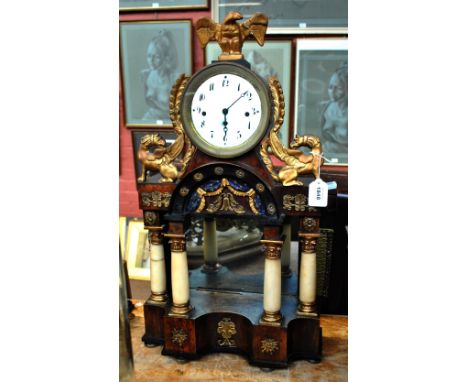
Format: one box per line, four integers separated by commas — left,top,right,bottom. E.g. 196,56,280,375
136,57,334,364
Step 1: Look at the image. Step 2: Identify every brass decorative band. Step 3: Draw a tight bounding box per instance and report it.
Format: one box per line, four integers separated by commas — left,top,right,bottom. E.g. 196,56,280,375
260,310,282,326
171,328,188,347
148,227,164,245
266,203,276,215
260,239,283,260
165,233,186,252
169,302,192,316
193,172,204,181
144,211,158,226
256,183,265,192
260,338,279,355
283,194,317,212
217,318,237,347
235,169,245,178
206,192,245,214
302,217,318,232
179,186,190,196
150,291,167,303
297,301,318,317
195,178,259,215
298,233,320,253
141,191,172,208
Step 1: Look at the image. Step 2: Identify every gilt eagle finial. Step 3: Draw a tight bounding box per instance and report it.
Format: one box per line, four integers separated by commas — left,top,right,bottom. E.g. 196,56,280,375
195,12,268,61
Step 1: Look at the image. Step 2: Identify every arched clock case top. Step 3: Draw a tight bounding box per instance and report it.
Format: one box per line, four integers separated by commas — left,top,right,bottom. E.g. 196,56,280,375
167,163,281,225
180,61,272,159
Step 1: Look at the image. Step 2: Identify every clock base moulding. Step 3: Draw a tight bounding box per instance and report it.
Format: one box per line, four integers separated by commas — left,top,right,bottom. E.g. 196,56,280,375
143,287,322,368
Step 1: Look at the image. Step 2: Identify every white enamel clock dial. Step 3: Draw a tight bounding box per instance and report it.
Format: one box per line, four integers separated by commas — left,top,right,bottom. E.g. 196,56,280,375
190,73,262,148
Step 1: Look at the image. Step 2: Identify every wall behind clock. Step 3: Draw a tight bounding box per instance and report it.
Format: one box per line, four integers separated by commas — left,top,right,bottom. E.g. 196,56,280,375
119,9,349,216
119,10,210,217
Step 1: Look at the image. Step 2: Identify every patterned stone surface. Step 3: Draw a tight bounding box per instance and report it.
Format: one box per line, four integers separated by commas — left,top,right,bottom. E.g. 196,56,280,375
127,303,347,382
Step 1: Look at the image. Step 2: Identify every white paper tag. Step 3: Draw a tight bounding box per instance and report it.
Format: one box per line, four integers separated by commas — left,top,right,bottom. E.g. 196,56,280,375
152,2,160,7
308,178,328,207
299,22,307,28
156,119,164,125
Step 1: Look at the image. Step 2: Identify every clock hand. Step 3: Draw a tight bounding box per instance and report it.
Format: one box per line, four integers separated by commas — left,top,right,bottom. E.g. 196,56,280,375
225,90,249,111
221,90,248,142
222,108,228,142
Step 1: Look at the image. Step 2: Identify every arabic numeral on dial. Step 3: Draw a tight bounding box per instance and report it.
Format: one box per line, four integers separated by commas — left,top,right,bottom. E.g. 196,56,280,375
209,83,214,91
237,130,242,139
210,131,214,138
222,76,229,87
200,120,205,128
252,107,259,115
197,107,201,113
199,93,205,101
237,83,240,91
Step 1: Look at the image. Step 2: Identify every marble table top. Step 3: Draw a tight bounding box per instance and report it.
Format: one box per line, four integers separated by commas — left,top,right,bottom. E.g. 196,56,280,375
126,302,347,382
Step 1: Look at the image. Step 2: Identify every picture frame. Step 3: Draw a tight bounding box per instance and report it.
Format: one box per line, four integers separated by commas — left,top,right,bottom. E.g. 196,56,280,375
119,216,129,257
125,218,151,280
212,0,347,34
120,20,192,128
131,129,178,184
294,39,348,165
205,40,292,146
120,0,209,12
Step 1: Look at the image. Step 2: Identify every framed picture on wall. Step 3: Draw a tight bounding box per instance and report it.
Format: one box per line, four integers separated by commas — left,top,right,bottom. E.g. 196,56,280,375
120,20,192,128
294,39,348,165
120,0,209,12
212,0,347,34
125,219,150,280
205,40,292,146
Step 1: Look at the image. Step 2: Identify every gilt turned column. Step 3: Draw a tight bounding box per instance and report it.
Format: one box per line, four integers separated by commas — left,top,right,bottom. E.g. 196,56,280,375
148,227,167,304
259,239,283,326
297,232,320,316
166,233,192,316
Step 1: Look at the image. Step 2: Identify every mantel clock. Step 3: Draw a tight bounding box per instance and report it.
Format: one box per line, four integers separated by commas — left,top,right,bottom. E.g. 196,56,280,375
134,11,334,368
180,62,271,158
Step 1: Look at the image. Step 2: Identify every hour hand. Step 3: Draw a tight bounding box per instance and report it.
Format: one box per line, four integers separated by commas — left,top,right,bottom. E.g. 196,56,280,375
222,108,228,142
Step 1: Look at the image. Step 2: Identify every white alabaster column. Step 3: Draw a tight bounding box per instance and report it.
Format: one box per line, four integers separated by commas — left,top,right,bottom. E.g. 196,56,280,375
148,228,166,303
299,252,316,303
203,218,220,272
171,251,189,304
150,245,166,294
297,233,320,316
166,234,192,316
264,258,281,312
260,240,283,325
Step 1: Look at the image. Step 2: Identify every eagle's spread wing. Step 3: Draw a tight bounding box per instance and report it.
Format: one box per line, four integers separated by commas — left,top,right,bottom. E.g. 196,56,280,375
195,17,220,48
240,13,268,46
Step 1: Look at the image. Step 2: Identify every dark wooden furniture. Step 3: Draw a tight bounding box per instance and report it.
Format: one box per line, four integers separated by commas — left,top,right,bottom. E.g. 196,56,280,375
138,145,335,366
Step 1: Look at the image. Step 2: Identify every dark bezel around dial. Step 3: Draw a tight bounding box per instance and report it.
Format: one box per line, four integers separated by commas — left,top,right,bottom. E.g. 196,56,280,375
180,61,271,159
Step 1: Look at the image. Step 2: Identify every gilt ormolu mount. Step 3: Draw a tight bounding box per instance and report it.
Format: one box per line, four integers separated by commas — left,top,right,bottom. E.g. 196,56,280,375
136,12,328,368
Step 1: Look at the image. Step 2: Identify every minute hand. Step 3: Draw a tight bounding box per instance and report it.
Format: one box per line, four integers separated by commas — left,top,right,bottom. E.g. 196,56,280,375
225,90,249,111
